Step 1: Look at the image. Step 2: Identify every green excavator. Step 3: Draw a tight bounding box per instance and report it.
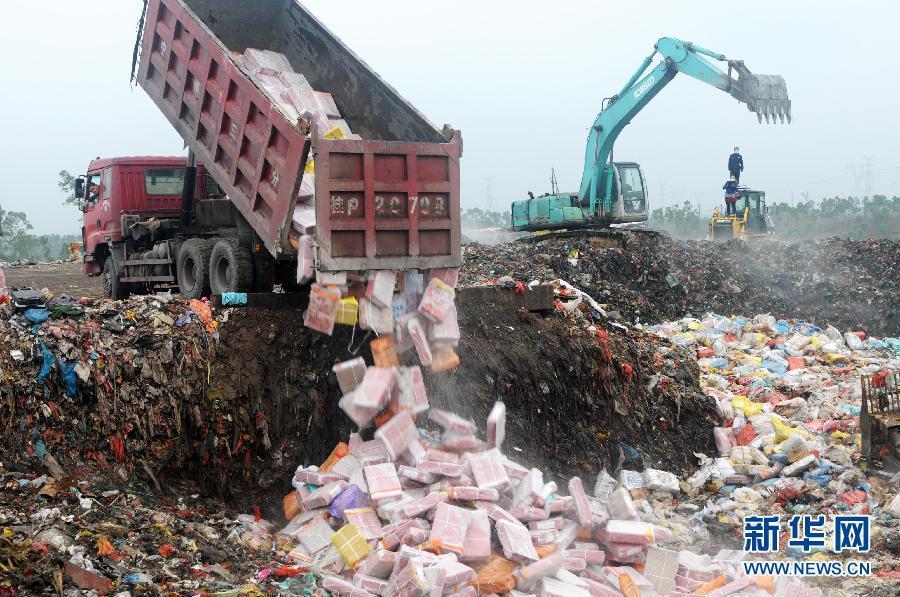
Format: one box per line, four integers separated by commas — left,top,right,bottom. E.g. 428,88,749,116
511,37,791,232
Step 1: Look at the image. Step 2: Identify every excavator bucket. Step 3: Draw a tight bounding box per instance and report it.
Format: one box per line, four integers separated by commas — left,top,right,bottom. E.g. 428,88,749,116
728,62,792,124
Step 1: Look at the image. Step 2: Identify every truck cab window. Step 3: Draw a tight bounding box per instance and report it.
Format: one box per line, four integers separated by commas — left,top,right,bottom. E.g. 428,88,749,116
102,168,112,200
145,168,185,195
87,173,102,203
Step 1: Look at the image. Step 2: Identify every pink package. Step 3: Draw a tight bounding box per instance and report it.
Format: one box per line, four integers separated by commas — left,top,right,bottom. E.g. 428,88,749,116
408,526,430,545
242,48,293,75
397,366,429,414
496,519,539,563
339,392,378,429
296,236,315,284
534,481,557,507
510,505,549,522
358,298,393,334
308,91,341,118
429,503,471,554
568,477,593,528
429,409,477,435
565,549,606,565
486,402,507,450
366,270,396,308
427,267,459,288
430,304,460,347
530,529,558,545
433,560,476,586
468,448,510,490
442,432,485,452
418,460,464,477
407,316,433,366
530,519,563,532
322,575,355,594
343,508,383,541
354,367,398,410
418,278,455,323
547,496,575,514
477,501,520,526
601,520,671,546
588,499,610,529
302,480,348,509
378,519,424,551
399,491,447,518
714,427,737,456
356,439,390,467
563,556,587,572
426,449,460,463
399,465,436,485
428,480,453,493
304,284,340,335
581,576,623,597
364,463,402,503
449,486,498,501
297,515,335,554
519,551,563,589
514,468,544,508
333,357,367,394
353,574,388,594
449,473,475,487
374,411,417,460
608,487,639,521
461,508,491,562
292,200,316,235
503,457,529,480
293,466,344,487
603,541,646,564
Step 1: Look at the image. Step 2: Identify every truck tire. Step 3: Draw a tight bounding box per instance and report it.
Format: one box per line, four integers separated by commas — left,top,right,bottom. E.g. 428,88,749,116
102,258,129,300
252,251,276,292
209,238,253,294
177,238,212,299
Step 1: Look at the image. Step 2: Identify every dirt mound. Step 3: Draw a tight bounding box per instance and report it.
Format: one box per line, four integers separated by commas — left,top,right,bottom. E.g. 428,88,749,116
460,235,900,336
0,294,713,506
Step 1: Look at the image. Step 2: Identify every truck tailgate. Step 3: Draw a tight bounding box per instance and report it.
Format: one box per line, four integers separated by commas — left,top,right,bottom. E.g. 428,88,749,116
314,131,461,271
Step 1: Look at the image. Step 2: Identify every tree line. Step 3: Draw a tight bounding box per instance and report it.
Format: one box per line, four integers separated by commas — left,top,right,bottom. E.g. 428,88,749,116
649,195,900,240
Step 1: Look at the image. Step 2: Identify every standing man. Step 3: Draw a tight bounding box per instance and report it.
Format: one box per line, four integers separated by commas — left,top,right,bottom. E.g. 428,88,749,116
723,175,739,215
728,146,744,183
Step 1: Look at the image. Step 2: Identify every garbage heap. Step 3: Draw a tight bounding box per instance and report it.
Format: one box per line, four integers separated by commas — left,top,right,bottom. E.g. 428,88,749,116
459,236,900,337
650,314,900,583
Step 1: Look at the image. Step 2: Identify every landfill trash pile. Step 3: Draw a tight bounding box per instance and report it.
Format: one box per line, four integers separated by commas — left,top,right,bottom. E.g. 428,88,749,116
460,235,899,337
646,312,900,593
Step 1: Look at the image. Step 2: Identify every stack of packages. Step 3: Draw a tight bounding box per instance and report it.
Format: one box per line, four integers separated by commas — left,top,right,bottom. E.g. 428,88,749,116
239,48,360,271
274,386,819,596
305,268,461,372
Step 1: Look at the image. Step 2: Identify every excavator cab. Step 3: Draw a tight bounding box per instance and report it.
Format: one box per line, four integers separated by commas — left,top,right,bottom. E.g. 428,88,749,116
608,162,649,222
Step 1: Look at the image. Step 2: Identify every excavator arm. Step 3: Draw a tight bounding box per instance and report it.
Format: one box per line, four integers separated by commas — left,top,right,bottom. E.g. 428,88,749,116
579,37,791,213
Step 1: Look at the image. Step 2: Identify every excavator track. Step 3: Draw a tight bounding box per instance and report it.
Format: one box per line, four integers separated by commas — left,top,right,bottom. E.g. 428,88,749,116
517,227,670,248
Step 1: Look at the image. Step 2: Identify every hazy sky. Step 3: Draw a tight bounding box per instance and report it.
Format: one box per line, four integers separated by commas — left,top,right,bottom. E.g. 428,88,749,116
2,0,898,234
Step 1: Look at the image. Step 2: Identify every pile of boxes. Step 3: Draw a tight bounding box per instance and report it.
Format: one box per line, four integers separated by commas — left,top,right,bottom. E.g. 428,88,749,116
276,386,821,596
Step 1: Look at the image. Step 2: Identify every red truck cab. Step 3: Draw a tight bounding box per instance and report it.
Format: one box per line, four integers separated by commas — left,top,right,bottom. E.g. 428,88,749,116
81,156,208,274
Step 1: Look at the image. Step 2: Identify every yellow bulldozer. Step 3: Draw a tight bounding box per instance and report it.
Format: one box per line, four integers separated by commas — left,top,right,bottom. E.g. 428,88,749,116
708,188,776,241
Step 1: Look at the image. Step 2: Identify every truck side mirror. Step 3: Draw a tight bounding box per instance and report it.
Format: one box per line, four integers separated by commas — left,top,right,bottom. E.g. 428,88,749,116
74,177,85,199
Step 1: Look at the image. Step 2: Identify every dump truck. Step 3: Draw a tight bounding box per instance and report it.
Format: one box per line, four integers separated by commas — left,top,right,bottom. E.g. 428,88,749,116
78,0,461,299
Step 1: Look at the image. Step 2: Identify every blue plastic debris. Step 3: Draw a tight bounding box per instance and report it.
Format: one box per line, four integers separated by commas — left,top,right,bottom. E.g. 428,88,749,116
36,341,56,384
221,292,248,305
24,308,49,324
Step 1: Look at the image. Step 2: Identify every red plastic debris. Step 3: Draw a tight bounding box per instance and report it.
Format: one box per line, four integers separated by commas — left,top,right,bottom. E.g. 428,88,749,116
109,434,126,463
839,490,867,506
159,543,176,558
735,425,757,446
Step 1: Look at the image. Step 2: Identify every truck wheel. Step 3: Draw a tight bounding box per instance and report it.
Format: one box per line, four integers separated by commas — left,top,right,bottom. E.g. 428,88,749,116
252,251,276,292
102,258,129,300
177,238,212,299
209,238,253,294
